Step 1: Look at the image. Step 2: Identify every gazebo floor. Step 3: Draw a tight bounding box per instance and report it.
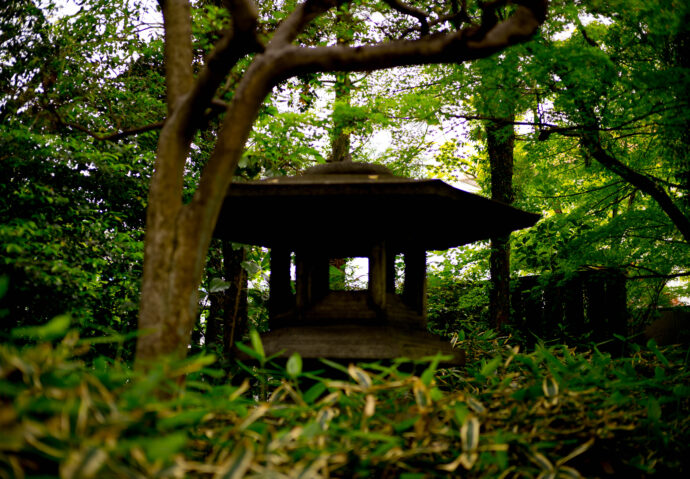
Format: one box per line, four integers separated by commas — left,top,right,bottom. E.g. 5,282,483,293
245,324,465,366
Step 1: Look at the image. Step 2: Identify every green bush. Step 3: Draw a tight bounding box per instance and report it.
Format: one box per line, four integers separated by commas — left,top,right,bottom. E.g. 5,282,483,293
1,327,689,478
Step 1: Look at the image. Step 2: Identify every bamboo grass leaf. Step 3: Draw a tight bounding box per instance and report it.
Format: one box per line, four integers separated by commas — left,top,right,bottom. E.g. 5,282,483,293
213,443,253,479
347,364,372,389
461,416,480,452
61,447,107,479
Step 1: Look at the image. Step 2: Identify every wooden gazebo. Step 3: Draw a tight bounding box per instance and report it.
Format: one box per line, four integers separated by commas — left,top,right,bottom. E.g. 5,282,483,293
215,162,539,364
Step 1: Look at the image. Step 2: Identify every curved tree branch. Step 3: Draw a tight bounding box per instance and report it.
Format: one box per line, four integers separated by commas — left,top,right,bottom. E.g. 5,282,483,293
581,132,690,243
268,2,546,79
382,0,430,36
137,0,264,363
159,0,194,114
179,0,263,140
57,117,166,141
269,0,343,47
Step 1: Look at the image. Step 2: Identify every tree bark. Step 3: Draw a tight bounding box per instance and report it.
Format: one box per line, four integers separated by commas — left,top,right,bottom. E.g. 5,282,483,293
205,252,224,354
328,4,354,163
329,71,353,162
486,118,515,330
222,241,248,357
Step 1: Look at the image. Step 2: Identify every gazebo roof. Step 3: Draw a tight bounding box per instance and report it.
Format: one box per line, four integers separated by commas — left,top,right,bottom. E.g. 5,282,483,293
214,162,539,252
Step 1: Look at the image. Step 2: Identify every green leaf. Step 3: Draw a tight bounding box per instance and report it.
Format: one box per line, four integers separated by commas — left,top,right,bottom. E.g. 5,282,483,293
480,356,502,377
320,358,350,374
209,277,231,293
647,396,662,422
0,275,8,298
420,353,443,386
394,416,419,433
143,432,188,461
241,260,261,276
249,329,265,361
454,403,470,425
303,382,327,404
647,339,670,367
158,410,208,429
235,341,264,361
11,314,71,341
286,352,302,378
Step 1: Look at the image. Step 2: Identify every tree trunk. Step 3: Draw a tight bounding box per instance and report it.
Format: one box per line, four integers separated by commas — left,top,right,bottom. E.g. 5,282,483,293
222,241,248,357
486,118,515,330
204,249,224,355
328,5,353,163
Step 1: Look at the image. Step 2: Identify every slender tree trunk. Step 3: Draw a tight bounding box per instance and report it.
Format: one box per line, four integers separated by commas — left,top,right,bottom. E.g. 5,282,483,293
486,118,515,330
222,241,248,357
204,242,248,360
205,250,224,354
328,4,353,163
328,71,352,162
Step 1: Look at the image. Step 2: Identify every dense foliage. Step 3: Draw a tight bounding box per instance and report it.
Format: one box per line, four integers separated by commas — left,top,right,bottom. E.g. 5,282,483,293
0,0,159,351
2,324,689,478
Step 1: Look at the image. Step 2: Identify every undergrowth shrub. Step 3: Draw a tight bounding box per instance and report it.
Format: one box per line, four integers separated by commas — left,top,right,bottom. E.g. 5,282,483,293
1,321,689,478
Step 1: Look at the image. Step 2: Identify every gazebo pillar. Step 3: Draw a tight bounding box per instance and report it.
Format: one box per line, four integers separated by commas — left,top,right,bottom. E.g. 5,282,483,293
386,249,396,294
403,250,427,319
269,247,293,325
295,250,328,313
369,240,388,312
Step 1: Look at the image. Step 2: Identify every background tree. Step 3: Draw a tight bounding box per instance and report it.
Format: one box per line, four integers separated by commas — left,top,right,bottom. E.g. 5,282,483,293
373,0,690,333
0,0,162,354
513,0,690,293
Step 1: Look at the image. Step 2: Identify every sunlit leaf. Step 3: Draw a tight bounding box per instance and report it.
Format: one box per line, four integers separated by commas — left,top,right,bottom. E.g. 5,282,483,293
12,314,71,341
530,451,554,471
348,364,372,389
461,416,480,452
286,352,302,378
542,376,559,398
364,394,376,417
413,379,430,410
214,443,253,479
61,447,107,479
467,396,486,414
209,277,231,293
249,330,265,361
556,438,594,467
